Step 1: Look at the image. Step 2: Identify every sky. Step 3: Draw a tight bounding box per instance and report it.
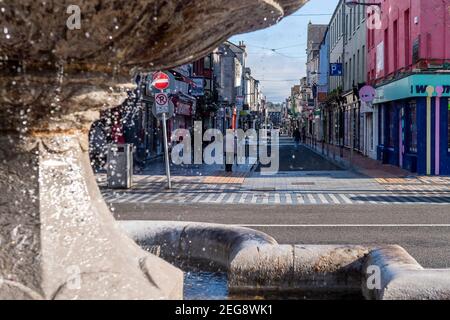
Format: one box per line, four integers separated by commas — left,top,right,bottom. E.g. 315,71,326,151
229,0,340,103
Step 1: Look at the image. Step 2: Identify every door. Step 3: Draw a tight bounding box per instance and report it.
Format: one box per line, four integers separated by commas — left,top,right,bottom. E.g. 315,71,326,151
365,113,373,156
399,107,405,168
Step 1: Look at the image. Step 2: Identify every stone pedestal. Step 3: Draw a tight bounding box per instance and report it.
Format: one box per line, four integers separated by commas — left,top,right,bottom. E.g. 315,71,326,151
0,69,183,299
0,132,183,299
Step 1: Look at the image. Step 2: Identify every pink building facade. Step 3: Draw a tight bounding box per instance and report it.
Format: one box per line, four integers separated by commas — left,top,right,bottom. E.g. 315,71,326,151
367,0,450,175
368,0,450,82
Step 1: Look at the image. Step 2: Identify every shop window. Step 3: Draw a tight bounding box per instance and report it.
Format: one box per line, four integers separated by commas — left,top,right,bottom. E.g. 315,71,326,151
387,106,396,148
408,101,417,153
448,99,450,152
380,106,385,145
204,55,211,70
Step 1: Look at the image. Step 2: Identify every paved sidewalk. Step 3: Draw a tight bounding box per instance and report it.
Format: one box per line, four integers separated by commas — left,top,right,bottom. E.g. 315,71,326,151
304,141,450,192
304,141,410,179
96,157,254,193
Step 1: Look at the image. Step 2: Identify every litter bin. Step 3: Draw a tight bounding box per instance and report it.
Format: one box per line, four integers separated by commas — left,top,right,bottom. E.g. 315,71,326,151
107,144,133,189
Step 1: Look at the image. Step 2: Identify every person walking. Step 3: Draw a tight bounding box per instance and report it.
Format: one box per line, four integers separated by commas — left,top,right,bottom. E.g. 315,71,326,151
293,127,301,149
224,129,235,172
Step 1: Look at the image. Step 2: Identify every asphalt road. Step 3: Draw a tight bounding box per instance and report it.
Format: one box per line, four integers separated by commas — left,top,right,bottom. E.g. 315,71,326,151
113,203,450,269
257,144,342,172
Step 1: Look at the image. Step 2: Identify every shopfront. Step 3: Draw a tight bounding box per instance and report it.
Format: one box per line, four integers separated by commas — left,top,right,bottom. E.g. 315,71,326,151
375,74,450,175
170,95,196,133
343,92,361,152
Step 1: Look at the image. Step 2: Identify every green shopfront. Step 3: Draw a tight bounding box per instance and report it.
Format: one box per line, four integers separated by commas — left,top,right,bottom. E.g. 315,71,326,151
374,74,450,175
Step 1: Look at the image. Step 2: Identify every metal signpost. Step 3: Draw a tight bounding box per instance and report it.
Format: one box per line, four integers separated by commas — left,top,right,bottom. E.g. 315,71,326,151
152,72,173,189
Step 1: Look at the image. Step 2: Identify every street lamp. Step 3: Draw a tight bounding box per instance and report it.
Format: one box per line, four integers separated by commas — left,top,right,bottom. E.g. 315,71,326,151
344,0,381,7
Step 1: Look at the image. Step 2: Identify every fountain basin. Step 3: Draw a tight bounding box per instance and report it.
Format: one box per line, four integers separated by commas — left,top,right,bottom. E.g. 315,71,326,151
121,221,450,300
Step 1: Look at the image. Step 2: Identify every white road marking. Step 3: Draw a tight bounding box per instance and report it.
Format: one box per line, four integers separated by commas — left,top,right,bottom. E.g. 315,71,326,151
307,194,316,204
274,193,281,204
214,193,227,203
296,194,305,204
318,194,327,204
235,224,450,228
226,193,237,203
339,194,353,204
191,194,204,202
200,193,215,203
285,193,293,204
328,194,340,204
102,190,450,206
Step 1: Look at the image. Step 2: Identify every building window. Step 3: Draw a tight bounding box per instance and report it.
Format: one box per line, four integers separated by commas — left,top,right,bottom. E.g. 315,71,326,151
346,14,349,41
404,9,411,66
393,20,398,71
384,29,389,76
357,50,360,83
362,46,365,81
352,54,356,87
408,101,418,153
204,55,211,70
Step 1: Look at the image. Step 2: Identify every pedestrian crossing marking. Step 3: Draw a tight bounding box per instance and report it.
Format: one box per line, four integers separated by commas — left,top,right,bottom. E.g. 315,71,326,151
296,194,305,204
102,190,450,206
306,194,316,204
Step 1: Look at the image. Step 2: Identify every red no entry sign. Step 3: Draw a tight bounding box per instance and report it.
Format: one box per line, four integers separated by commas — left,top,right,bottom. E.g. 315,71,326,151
152,71,170,91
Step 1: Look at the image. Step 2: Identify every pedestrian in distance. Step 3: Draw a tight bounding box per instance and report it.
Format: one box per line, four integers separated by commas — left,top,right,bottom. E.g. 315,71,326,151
224,128,235,172
293,127,301,149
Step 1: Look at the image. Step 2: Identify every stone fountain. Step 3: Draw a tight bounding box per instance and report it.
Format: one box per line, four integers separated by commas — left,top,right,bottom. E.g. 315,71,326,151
0,0,308,299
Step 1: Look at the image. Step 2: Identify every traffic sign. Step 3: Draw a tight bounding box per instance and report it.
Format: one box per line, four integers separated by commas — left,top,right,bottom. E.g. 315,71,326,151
359,85,376,103
152,71,170,90
155,92,169,114
152,94,174,120
330,63,343,76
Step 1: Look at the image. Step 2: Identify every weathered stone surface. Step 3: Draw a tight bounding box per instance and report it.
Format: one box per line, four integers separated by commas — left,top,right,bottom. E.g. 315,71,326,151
121,222,369,296
0,133,183,299
230,245,368,295
0,1,307,72
122,221,277,268
362,245,450,300
122,222,450,299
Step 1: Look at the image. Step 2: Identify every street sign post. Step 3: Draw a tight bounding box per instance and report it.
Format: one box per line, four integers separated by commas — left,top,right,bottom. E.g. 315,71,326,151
152,72,172,189
161,112,172,189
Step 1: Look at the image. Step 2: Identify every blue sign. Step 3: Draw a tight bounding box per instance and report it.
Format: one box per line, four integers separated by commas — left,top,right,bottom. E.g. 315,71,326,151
373,74,450,104
330,63,343,76
191,77,205,97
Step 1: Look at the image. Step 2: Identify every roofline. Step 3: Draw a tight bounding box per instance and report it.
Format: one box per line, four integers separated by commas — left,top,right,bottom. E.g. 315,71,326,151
329,0,344,23
224,40,246,53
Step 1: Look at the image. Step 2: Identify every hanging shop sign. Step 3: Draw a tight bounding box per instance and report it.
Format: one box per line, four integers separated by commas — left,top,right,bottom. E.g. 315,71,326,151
191,77,205,96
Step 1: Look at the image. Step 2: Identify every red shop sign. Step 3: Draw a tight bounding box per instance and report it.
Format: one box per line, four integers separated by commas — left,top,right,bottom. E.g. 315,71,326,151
175,101,192,116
